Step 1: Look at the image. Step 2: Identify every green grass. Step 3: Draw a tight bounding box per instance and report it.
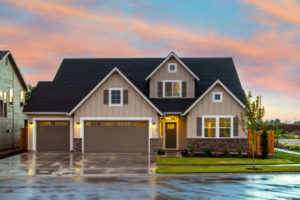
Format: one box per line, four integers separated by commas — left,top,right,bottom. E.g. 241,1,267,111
157,157,293,166
274,151,300,163
156,166,300,174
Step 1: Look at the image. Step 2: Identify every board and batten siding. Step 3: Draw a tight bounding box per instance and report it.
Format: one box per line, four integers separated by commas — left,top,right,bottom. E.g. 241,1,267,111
187,85,246,138
0,56,27,150
74,73,159,138
27,114,71,150
149,58,195,98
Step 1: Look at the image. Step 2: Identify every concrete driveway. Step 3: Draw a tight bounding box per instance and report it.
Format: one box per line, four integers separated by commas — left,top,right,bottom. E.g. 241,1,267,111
0,152,157,176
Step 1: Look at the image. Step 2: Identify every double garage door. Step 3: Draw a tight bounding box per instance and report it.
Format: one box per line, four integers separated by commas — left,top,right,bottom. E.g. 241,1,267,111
36,120,148,153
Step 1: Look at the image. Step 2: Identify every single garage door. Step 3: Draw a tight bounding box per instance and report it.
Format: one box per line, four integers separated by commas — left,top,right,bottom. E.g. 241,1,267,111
36,121,70,151
84,121,148,153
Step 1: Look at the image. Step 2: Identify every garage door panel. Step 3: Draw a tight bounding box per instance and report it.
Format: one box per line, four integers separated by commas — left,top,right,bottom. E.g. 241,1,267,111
36,121,70,151
84,121,148,153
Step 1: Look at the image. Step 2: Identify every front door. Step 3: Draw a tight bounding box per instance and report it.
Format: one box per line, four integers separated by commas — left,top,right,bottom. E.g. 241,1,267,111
165,122,176,148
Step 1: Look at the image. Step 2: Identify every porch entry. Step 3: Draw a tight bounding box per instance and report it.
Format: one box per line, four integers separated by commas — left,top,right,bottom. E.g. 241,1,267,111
165,122,177,148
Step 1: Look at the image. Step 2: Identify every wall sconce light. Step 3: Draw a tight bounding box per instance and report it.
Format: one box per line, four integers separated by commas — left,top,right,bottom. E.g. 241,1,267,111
77,122,80,125
152,122,156,125
30,122,33,125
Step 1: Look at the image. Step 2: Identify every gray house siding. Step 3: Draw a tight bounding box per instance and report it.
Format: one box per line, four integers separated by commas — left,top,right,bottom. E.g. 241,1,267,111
0,55,27,150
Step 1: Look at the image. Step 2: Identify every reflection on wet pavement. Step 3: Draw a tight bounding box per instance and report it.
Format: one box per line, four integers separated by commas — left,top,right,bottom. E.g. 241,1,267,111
0,174,299,199
0,152,157,176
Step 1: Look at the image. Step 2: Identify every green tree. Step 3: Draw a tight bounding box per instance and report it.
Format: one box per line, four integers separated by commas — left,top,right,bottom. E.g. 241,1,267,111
261,130,269,159
238,91,265,169
274,119,281,125
25,84,35,103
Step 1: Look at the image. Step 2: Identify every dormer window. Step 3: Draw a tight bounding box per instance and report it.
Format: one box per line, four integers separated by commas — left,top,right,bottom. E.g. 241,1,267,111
163,80,181,97
213,92,223,102
168,63,177,73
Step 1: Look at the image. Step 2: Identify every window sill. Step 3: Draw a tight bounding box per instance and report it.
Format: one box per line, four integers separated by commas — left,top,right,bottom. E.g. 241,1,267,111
108,104,123,107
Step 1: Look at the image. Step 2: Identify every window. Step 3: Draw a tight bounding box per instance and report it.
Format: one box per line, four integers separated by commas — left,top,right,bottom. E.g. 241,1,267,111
0,91,7,118
109,88,123,106
0,91,2,98
163,80,181,97
20,90,24,106
213,92,223,102
168,63,177,73
9,88,13,104
203,116,233,138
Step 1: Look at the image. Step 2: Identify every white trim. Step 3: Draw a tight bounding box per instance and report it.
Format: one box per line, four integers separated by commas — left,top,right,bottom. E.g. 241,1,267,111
162,80,182,98
213,92,223,102
108,88,123,106
32,118,73,151
182,79,245,115
167,63,177,73
69,67,163,115
80,117,152,153
201,115,233,138
145,51,200,81
163,112,182,115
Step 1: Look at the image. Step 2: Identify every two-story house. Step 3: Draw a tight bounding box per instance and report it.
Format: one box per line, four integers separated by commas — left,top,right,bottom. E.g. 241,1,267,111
24,52,247,153
0,51,27,150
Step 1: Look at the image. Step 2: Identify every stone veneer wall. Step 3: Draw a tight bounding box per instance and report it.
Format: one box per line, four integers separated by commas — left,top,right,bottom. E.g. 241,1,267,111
73,138,82,152
187,139,248,153
150,138,159,153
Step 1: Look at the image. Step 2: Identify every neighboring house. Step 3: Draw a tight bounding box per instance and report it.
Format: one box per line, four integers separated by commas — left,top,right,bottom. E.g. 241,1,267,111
24,52,247,153
0,51,27,150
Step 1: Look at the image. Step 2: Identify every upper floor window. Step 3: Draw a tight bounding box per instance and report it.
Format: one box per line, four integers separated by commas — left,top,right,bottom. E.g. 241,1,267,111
168,63,177,73
9,88,13,104
109,88,123,106
213,92,223,102
20,90,25,106
163,80,181,97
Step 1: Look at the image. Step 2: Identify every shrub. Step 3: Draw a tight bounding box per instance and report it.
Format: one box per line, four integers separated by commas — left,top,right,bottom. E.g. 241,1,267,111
237,147,243,158
223,149,231,157
204,148,212,157
261,130,269,158
282,142,300,151
190,144,195,155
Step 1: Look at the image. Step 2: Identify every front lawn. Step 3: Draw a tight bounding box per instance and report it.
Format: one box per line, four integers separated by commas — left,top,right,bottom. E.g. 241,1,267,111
156,166,300,174
273,151,300,163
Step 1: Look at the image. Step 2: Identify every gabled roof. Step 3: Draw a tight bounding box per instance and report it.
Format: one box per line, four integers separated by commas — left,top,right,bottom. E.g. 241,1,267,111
0,51,27,90
183,80,245,116
24,55,245,114
69,67,163,115
145,52,200,81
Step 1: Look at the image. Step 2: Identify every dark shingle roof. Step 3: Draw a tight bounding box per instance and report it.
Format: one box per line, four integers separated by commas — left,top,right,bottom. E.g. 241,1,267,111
24,57,245,113
0,51,9,60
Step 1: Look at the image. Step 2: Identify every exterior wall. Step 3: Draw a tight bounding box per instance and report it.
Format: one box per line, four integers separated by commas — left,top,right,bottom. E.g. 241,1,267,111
149,58,195,98
27,114,71,150
73,73,159,138
0,56,27,150
187,84,246,138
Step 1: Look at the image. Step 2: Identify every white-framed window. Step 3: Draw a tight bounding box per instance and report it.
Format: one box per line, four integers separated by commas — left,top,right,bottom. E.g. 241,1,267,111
9,88,13,104
163,80,182,97
168,63,177,73
203,116,233,138
213,92,223,102
109,88,123,106
20,90,25,106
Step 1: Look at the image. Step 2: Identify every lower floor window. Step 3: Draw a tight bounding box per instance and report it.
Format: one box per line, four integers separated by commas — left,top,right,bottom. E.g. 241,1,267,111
204,116,233,138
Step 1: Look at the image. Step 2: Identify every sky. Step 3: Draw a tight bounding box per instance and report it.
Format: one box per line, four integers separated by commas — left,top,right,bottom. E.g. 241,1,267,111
0,0,299,122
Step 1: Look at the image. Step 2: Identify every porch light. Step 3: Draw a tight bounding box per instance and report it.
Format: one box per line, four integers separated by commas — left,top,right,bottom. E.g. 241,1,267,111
152,122,156,125
29,122,33,128
76,122,81,128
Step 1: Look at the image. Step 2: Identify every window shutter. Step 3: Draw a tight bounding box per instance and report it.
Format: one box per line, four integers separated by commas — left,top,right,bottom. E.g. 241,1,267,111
123,90,128,104
182,82,187,97
197,117,202,136
104,90,109,104
234,117,239,136
4,101,7,117
158,82,163,97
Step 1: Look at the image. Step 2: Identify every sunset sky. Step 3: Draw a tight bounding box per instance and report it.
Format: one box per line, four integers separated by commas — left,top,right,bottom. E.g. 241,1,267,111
0,0,299,122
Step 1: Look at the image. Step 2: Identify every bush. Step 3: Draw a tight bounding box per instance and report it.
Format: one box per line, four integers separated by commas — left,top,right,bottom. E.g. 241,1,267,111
282,142,300,151
237,147,243,158
190,144,195,155
223,149,231,157
204,148,212,157
261,130,269,158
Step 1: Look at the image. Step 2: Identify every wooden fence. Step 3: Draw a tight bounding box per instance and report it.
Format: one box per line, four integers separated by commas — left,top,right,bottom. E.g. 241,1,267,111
248,130,274,156
20,128,28,151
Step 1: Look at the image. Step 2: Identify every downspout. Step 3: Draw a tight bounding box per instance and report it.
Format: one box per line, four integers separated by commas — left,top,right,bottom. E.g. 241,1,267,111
12,66,15,148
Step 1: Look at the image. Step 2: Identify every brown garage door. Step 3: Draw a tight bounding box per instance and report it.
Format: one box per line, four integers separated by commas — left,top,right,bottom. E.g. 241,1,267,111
36,121,70,151
84,121,148,153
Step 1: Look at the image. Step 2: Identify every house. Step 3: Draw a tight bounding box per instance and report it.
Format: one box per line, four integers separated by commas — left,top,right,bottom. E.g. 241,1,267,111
0,51,27,150
24,52,247,153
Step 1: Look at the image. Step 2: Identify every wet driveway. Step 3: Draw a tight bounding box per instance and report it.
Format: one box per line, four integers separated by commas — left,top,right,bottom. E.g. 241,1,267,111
0,152,157,176
0,174,299,199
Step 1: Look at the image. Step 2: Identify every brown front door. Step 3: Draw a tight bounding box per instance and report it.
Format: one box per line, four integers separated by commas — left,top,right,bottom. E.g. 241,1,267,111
165,122,176,148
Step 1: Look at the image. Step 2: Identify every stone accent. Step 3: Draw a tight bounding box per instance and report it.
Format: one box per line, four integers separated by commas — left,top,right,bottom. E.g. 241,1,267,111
187,138,248,153
73,138,82,152
150,138,159,152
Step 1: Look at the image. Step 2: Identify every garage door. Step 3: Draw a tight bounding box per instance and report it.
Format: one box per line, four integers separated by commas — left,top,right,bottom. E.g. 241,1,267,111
36,121,70,151
84,121,148,153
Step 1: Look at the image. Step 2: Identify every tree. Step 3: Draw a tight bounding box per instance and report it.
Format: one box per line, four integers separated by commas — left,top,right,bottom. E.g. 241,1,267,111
25,84,35,103
238,91,265,169
274,119,281,125
269,120,275,125
261,130,269,159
